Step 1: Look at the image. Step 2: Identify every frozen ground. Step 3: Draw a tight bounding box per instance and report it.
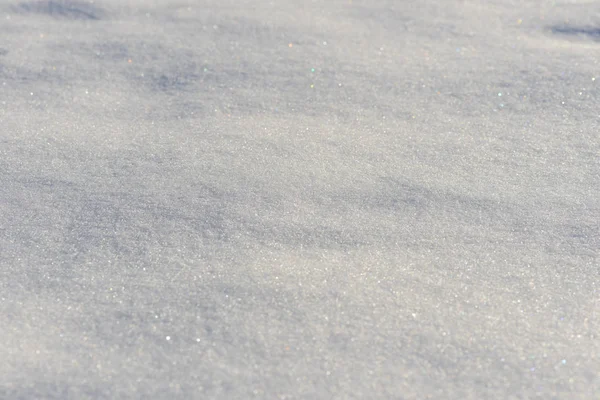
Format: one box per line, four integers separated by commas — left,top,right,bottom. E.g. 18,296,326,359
0,0,598,398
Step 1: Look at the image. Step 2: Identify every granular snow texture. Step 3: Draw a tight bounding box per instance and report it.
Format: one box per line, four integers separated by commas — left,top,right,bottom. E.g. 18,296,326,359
0,0,598,398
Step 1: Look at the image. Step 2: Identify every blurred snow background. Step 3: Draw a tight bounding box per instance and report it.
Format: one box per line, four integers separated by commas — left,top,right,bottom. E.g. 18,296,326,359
0,0,598,398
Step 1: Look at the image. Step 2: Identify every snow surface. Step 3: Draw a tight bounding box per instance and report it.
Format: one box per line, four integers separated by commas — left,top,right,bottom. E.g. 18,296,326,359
0,0,599,398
